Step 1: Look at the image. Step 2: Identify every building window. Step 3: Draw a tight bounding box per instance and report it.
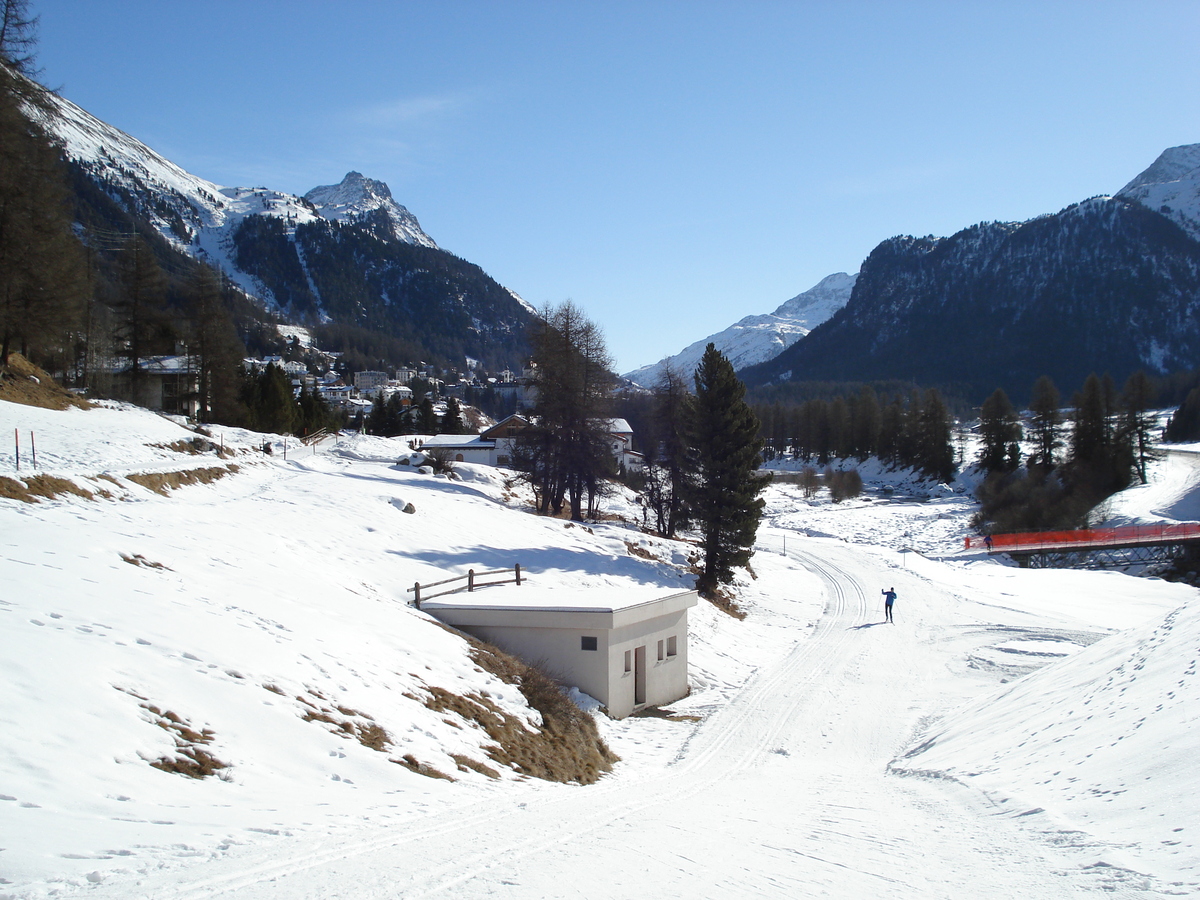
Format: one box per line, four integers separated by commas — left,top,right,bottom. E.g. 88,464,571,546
624,650,631,672
581,636,598,651
667,635,678,657
657,639,664,661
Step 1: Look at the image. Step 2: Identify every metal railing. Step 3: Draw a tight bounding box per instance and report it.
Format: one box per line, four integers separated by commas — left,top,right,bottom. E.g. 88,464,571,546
409,564,523,608
966,523,1200,554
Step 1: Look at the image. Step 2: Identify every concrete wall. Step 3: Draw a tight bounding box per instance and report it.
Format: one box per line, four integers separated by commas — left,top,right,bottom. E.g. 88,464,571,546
455,608,690,719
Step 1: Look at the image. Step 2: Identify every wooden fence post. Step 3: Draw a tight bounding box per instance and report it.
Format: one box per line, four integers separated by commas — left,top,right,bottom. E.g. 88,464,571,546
468,569,475,592
413,582,421,608
515,563,521,586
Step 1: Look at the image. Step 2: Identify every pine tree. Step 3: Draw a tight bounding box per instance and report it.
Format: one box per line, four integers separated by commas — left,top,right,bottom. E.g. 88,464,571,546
1120,370,1158,485
1028,376,1062,469
684,344,770,598
977,387,1022,474
440,396,465,434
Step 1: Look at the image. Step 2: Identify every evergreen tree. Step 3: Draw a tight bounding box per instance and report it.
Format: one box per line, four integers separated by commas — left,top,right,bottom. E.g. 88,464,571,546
366,392,388,436
1120,370,1158,485
440,396,465,434
914,388,955,481
242,363,297,434
416,396,437,434
1028,376,1062,469
1069,373,1110,468
1165,386,1200,442
977,387,1022,474
683,344,770,597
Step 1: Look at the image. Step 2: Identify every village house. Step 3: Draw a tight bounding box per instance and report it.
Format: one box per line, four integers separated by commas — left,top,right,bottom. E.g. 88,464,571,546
419,413,531,466
109,355,198,418
421,583,698,719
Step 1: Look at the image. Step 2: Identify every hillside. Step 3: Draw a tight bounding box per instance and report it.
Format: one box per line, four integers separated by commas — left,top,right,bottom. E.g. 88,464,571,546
3,393,1200,896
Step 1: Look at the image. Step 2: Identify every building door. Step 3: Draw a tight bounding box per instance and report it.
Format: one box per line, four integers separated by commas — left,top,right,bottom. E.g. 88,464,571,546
634,645,646,706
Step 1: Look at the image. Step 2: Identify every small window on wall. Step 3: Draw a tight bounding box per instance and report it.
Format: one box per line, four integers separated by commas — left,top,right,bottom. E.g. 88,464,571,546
657,640,664,661
581,636,598,651
667,636,678,657
624,650,632,672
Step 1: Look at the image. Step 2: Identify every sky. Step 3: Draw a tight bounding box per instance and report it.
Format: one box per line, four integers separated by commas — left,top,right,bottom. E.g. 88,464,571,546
28,0,1200,373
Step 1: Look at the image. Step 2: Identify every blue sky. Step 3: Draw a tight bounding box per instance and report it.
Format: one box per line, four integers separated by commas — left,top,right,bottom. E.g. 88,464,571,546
32,0,1200,373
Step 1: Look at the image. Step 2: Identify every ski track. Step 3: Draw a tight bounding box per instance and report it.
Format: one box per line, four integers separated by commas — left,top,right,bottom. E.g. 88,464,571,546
67,533,1176,899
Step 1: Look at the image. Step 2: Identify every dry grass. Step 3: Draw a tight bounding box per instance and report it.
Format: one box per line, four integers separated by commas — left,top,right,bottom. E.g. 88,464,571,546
120,690,230,780
150,438,234,459
624,540,658,561
0,352,91,410
392,754,455,781
421,625,619,785
126,465,238,495
0,474,94,504
296,690,395,753
120,552,170,570
704,585,747,620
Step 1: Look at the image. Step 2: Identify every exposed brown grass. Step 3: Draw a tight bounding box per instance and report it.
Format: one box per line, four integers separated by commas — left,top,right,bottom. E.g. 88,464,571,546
450,753,500,778
392,754,454,781
704,585,747,620
296,691,395,753
142,702,229,779
0,474,94,504
120,552,171,570
126,465,238,495
421,625,618,784
624,540,658,561
0,352,91,410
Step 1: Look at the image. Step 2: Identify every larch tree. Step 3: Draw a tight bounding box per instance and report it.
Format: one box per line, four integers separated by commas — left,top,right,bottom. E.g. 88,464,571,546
683,343,770,598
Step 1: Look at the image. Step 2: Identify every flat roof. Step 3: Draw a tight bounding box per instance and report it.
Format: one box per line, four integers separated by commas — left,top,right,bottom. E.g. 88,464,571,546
421,583,698,630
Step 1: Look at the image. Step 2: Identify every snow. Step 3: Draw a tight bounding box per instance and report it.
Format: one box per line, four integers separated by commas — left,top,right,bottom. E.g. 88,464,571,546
1116,142,1200,242
2,397,1199,897
622,272,855,386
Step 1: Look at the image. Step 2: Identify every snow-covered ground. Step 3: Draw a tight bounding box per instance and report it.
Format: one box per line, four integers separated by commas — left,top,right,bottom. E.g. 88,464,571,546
1,399,1198,898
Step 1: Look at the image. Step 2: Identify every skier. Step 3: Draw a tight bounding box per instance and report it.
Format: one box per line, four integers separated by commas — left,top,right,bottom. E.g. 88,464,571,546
882,587,896,623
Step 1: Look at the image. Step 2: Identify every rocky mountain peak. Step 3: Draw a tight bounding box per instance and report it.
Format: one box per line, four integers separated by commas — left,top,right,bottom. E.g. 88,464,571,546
304,171,438,248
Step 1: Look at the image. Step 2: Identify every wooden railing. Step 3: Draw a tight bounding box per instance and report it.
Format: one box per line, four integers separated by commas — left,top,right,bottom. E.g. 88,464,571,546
300,428,329,446
409,564,523,608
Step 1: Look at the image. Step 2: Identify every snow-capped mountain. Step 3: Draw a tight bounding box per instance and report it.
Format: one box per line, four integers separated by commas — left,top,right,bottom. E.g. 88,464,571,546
744,146,1200,402
623,272,855,387
31,84,536,369
1116,143,1200,243
304,171,438,249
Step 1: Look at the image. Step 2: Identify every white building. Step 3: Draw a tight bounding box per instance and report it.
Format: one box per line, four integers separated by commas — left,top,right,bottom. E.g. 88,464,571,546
422,584,698,719
354,371,389,394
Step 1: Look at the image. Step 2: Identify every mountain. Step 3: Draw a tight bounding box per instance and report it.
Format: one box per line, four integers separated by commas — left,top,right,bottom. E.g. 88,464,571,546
33,86,536,371
623,272,855,387
1116,143,1200,243
742,145,1200,403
